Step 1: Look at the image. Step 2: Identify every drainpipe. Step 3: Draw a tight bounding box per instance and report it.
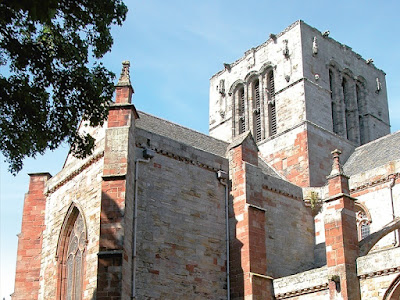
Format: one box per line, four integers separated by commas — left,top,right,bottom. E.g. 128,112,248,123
389,175,398,247
132,148,155,299
217,170,230,300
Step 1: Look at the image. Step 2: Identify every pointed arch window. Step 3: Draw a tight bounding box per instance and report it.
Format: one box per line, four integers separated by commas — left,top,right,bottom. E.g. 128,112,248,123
57,205,87,300
355,203,372,241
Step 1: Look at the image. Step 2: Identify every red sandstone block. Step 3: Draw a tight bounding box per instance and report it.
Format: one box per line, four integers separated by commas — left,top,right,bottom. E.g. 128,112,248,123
149,269,160,275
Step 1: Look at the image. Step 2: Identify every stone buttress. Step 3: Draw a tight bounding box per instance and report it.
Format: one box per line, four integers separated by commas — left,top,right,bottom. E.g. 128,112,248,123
228,131,273,299
97,61,139,299
324,150,361,300
12,173,52,300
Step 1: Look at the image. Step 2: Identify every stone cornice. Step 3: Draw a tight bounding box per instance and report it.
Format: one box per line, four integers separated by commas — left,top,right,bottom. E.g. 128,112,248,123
359,266,400,280
46,151,104,195
262,184,302,201
275,283,329,299
135,143,227,173
210,20,301,79
350,173,399,193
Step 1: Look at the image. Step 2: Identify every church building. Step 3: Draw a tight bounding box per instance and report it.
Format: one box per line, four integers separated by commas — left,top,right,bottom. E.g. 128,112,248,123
12,20,400,299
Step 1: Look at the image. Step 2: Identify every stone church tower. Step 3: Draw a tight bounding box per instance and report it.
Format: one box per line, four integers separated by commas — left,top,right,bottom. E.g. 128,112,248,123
12,21,400,300
209,20,390,187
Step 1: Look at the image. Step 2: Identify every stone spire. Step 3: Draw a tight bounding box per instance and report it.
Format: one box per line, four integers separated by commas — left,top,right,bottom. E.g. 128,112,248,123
116,60,131,87
115,61,134,104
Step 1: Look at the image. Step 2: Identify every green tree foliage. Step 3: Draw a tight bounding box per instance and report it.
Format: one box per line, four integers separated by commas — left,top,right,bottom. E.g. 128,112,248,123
0,0,128,174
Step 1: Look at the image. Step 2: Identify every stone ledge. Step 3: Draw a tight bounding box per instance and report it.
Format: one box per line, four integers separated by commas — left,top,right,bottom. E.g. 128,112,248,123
357,247,400,278
273,266,328,297
275,283,328,299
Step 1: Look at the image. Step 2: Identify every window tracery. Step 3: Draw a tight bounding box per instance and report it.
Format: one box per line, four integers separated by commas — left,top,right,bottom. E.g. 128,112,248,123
355,204,371,241
65,214,86,299
57,205,87,300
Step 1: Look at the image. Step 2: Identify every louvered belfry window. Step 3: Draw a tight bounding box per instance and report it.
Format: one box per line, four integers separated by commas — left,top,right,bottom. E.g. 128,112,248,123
65,213,86,300
239,87,246,134
267,70,277,136
253,80,262,142
329,70,339,135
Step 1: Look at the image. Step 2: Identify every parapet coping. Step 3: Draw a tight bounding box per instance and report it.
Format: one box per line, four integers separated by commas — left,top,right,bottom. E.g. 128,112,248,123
134,141,228,174
46,150,104,195
211,20,384,80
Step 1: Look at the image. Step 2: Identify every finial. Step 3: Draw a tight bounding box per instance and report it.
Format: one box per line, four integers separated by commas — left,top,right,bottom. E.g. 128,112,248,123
330,149,343,176
117,60,131,87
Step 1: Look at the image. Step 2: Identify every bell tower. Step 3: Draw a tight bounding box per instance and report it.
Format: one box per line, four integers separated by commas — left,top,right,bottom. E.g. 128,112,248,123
209,20,390,187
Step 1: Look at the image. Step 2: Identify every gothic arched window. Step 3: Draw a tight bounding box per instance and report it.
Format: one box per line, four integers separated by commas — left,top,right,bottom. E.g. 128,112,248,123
355,203,372,241
57,205,87,300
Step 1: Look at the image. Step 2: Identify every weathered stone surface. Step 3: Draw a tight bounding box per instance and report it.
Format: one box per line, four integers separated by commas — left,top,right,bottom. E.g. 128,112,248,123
12,21,400,300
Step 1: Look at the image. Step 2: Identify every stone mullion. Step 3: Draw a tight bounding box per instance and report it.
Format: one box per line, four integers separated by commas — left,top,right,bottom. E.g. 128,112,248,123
231,92,236,138
244,83,250,133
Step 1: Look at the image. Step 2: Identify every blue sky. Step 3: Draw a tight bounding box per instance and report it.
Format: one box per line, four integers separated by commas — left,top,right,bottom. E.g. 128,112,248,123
1,1,400,298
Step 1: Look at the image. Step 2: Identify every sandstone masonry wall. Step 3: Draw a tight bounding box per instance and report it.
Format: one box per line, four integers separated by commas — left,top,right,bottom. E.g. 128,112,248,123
357,247,400,299
244,163,315,278
38,156,104,299
133,128,228,299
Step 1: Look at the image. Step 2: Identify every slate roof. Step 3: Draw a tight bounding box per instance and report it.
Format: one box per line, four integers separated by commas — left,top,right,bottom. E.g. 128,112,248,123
136,111,282,179
343,131,400,176
258,157,282,179
135,111,229,158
